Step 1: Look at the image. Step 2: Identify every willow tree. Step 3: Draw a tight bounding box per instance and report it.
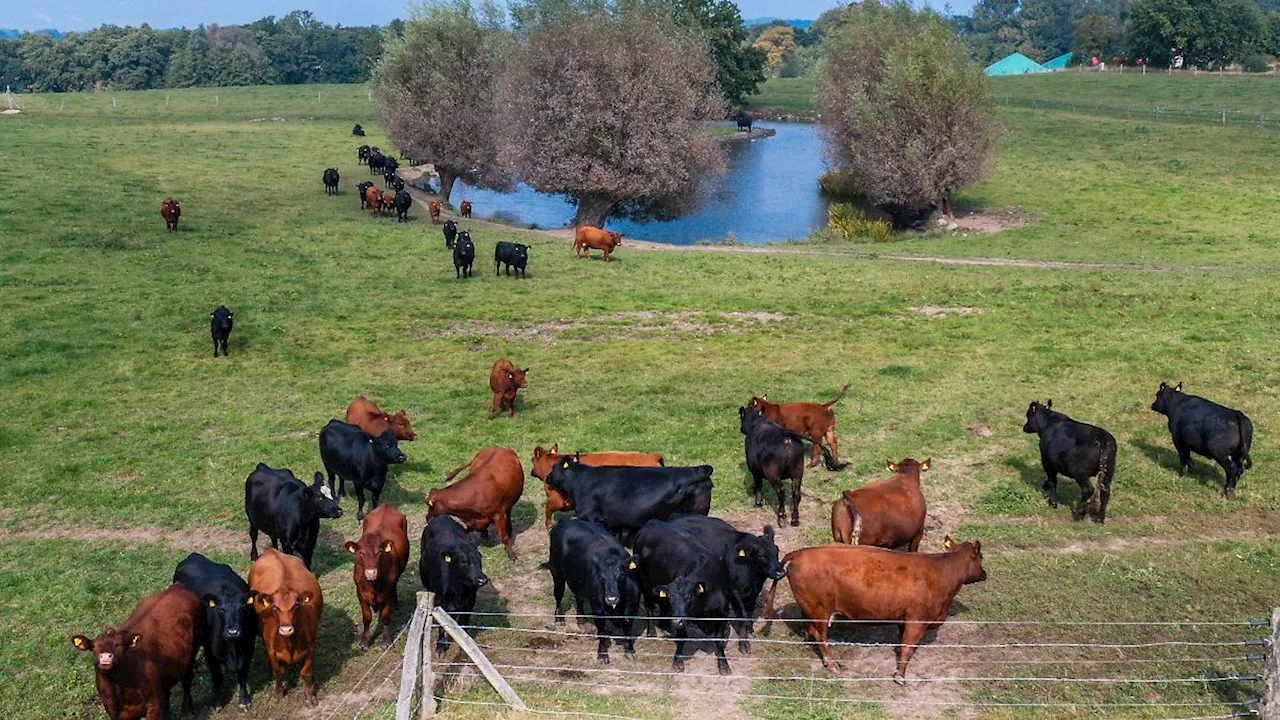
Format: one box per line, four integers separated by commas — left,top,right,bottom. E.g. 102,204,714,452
498,9,725,228
370,0,511,204
818,1,999,228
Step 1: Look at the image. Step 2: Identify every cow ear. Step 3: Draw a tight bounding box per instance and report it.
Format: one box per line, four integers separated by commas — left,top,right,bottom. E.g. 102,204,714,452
551,443,558,454
382,541,394,553
921,458,932,472
1046,399,1052,409
246,592,257,605
761,394,767,401
345,541,358,554
1175,382,1183,391
301,594,312,605
656,588,667,598
205,594,218,608
128,634,141,648
737,548,747,558
943,535,955,550
886,460,897,472
312,472,325,487
763,525,774,539
1159,381,1167,390
71,635,93,651
973,540,982,553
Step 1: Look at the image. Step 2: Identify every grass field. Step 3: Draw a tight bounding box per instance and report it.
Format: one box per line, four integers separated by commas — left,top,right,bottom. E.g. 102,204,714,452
1,80,1278,719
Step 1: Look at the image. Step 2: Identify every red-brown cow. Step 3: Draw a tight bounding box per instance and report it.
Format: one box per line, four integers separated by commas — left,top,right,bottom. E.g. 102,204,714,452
428,200,441,224
530,443,665,527
380,190,396,216
161,197,181,231
831,458,930,550
345,395,416,441
248,549,323,703
459,200,473,218
765,538,986,681
428,446,524,560
488,358,528,420
365,186,383,216
748,384,851,469
345,505,410,648
72,583,204,720
574,226,622,261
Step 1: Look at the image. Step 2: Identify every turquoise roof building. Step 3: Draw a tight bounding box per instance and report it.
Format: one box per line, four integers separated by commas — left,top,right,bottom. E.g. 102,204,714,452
985,52,1047,76
1042,53,1073,70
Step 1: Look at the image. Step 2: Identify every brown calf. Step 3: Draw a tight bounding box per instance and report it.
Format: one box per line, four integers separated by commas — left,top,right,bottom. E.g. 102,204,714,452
248,549,323,703
488,358,528,420
428,446,525,559
345,505,410,648
748,383,851,469
460,200,473,218
72,583,204,720
365,186,383,216
161,197,181,231
765,537,986,681
530,443,665,527
428,200,441,224
574,226,622,261
380,190,396,216
345,395,416,441
831,458,930,550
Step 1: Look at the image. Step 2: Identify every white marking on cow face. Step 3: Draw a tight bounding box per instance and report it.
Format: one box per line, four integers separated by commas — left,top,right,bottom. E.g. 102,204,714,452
319,486,334,501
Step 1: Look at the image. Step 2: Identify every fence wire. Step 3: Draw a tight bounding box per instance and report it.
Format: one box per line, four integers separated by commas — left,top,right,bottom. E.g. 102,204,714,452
1001,94,1280,131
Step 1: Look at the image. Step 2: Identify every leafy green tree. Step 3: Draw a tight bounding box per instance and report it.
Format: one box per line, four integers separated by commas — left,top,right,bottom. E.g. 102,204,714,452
1266,12,1280,55
1127,0,1263,66
1020,0,1087,59
967,0,1024,62
1073,12,1125,59
0,40,26,90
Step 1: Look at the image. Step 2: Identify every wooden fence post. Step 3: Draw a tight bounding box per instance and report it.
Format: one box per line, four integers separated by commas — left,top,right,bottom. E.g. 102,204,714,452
418,594,437,719
433,607,528,712
1262,607,1280,720
395,592,433,720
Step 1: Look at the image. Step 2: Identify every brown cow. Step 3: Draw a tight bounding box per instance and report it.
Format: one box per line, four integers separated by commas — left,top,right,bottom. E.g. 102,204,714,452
530,443,665,527
831,458,930,550
459,200,473,218
428,200,441,224
428,446,524,559
161,197,181,231
574,226,622,261
345,395,416,441
345,504,410,649
765,537,986,681
488,358,528,420
365,186,383,216
380,190,396,216
749,384,851,469
72,583,204,720
248,549,323,703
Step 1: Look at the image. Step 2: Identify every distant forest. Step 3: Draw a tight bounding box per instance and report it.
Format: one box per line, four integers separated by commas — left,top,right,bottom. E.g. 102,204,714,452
0,11,388,92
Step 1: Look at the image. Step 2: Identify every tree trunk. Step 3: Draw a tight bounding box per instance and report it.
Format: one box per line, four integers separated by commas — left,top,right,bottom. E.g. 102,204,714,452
571,193,618,229
939,191,952,220
437,170,458,206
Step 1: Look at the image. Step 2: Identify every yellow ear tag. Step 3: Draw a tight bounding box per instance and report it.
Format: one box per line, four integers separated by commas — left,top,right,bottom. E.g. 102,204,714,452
628,561,636,570
697,584,705,594
658,589,667,598
73,637,85,649
737,549,746,557
246,597,254,605
129,636,140,648
207,599,216,608
444,555,452,563
383,542,393,553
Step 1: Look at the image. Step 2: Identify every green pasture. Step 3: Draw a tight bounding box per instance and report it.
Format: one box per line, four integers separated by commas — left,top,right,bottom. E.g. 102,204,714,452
0,79,1277,719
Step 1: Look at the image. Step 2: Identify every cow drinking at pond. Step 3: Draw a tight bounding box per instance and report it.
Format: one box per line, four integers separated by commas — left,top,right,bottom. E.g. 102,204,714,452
428,446,525,560
345,505,410,648
420,515,489,652
548,517,642,664
1022,400,1116,522
161,197,181,231
244,463,343,569
488,358,527,420
748,384,851,470
345,395,416,441
831,458,930,550
1150,382,1253,497
319,419,407,521
211,305,233,358
531,444,665,527
174,552,257,710
740,406,806,526
248,549,323,703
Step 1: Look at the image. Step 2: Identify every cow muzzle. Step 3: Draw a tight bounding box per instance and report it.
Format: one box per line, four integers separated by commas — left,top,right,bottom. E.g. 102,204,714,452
96,653,115,670
365,569,379,582
224,627,242,639
672,619,687,630
770,568,787,581
604,595,620,609
278,625,295,637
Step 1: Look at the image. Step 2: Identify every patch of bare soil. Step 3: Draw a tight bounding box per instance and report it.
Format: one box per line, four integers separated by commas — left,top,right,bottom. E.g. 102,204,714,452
909,306,983,319
424,311,791,345
945,207,1027,234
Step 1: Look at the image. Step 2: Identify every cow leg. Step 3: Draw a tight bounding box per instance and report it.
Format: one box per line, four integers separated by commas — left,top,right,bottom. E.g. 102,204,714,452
736,618,752,654
771,476,786,526
1071,479,1094,522
622,618,637,659
270,535,280,550
1174,440,1193,476
1096,474,1112,523
249,524,260,560
806,619,838,669
825,430,842,467
551,567,566,623
496,510,517,560
1221,456,1241,498
714,622,732,675
488,393,500,421
672,630,688,672
808,439,822,468
353,486,367,521
380,601,395,648
908,527,925,552
180,661,195,713
267,652,286,697
595,617,612,664
893,621,932,684
205,644,225,708
751,471,764,508
370,486,382,513
301,653,316,705
359,599,373,649
1041,465,1059,508
236,660,252,710
790,472,803,526
213,337,219,357
157,688,170,720
221,339,229,356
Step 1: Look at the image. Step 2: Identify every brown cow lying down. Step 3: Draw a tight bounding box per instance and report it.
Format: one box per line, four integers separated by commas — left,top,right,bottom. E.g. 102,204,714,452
488,358,528,420
249,549,323,703
72,583,204,720
530,443,665,527
765,537,986,681
749,383,851,470
831,458,930,550
574,226,622,261
345,395,416,441
346,505,410,648
428,446,525,559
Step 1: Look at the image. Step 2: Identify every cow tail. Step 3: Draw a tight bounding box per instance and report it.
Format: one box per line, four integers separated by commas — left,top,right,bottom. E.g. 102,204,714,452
763,550,799,622
442,461,470,484
821,383,852,408
1237,412,1254,469
821,444,850,472
1098,437,1117,494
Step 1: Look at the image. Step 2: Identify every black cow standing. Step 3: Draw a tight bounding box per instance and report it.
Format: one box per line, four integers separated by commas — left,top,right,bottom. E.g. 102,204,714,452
394,191,412,222
358,145,371,164
453,231,475,278
211,306,233,358
1151,382,1253,497
443,220,458,249
352,124,365,136
368,152,385,176
494,241,529,278
322,168,340,195
357,181,374,210
633,519,734,674
545,457,713,539
664,514,785,653
392,177,405,193
383,157,399,176
173,553,257,710
737,111,753,132
318,419,407,521
1022,400,1117,522
548,518,641,664
383,170,397,189
420,516,488,652
739,407,806,526
244,463,343,569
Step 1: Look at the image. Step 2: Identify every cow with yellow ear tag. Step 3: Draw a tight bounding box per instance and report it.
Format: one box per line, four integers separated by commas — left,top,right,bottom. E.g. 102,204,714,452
345,505,410,649
174,552,258,710
420,514,488,653
547,517,643,664
831,457,931,551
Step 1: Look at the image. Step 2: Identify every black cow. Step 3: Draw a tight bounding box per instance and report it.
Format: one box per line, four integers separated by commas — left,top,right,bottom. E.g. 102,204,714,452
244,463,343,569
322,168,340,195
443,220,458,249
494,241,529,278
211,306,233,358
393,177,405,192
358,145,371,164
453,231,475,278
739,407,806,526
368,152,385,176
353,124,365,137
664,515,784,653
383,170,396,189
393,191,412,222
544,458,713,538
318,419,407,522
736,112,753,132
173,553,257,710
384,157,399,176
1151,382,1253,497
548,518,641,664
1022,400,1117,522
633,519,733,674
357,181,374,209
420,516,489,652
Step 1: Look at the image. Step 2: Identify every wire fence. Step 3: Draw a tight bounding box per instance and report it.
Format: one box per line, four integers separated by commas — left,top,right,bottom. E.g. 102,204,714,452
1001,94,1280,131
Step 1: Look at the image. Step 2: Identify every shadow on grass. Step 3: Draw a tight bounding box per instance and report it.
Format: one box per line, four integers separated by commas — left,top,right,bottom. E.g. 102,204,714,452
1132,438,1224,488
468,499,539,555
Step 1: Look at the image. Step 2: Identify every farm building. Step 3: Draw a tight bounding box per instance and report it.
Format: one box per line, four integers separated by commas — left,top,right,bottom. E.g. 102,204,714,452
985,52,1047,76
1042,52,1073,69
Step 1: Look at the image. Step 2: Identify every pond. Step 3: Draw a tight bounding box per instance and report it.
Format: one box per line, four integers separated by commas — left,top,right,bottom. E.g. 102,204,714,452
448,121,832,246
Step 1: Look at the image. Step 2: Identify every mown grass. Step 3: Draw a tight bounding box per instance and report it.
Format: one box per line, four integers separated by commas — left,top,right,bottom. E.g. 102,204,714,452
990,71,1280,114
745,76,817,118
0,82,1277,719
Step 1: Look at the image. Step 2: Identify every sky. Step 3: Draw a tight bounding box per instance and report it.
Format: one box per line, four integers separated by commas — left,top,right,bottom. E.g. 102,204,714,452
2,0,977,32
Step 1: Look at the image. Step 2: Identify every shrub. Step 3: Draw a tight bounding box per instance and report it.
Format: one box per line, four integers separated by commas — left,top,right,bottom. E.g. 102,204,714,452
1242,54,1271,72
818,170,864,201
827,203,894,242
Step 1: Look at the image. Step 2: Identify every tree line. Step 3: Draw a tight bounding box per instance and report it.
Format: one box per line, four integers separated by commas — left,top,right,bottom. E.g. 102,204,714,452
0,11,387,92
956,0,1280,69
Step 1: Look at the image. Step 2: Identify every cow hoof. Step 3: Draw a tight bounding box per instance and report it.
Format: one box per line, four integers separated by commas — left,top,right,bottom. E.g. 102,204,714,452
672,661,685,673
718,663,731,676
893,674,907,686
738,641,751,655
625,650,636,660
1092,515,1106,524
597,655,610,665
790,518,800,527
238,702,250,712
754,500,763,508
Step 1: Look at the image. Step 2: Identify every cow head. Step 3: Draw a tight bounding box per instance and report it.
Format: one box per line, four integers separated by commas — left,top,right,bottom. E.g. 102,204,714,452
437,540,488,590
530,444,561,480
200,584,255,643
738,406,769,435
608,231,623,246
652,575,705,631
747,396,775,415
389,410,416,441
597,549,636,610
942,535,987,583
887,458,931,476
509,367,528,389
307,472,343,519
545,455,581,493
251,586,315,637
72,628,140,672
1150,381,1183,415
734,526,786,581
371,430,407,465
346,535,398,584
1022,400,1054,434
458,231,474,250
